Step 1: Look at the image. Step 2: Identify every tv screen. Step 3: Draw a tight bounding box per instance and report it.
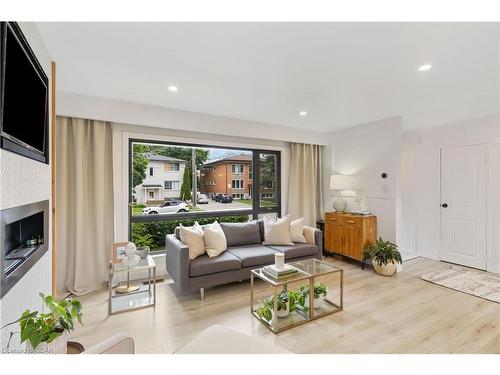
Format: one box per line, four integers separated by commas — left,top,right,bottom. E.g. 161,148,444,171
0,22,48,162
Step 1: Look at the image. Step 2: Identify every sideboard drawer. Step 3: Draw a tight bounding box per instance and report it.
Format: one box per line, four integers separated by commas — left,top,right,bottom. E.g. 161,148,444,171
342,216,362,228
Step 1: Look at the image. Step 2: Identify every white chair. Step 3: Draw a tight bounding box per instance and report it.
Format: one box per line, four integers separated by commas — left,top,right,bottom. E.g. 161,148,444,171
82,333,135,354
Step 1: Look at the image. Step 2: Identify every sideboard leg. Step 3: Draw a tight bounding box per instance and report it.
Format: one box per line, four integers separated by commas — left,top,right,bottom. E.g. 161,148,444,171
200,287,205,301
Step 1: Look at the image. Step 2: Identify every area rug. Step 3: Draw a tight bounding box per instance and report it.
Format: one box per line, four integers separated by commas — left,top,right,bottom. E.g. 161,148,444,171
421,265,500,303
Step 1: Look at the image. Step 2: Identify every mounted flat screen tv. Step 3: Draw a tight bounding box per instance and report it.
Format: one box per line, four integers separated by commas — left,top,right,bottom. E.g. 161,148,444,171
0,22,49,164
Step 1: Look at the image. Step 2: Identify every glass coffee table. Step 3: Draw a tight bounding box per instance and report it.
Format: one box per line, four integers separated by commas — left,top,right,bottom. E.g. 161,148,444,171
250,258,343,333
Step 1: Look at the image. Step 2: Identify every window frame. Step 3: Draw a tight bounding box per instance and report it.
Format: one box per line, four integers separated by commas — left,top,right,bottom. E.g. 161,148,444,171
129,139,281,239
231,179,244,189
168,162,180,172
232,164,244,174
164,180,180,190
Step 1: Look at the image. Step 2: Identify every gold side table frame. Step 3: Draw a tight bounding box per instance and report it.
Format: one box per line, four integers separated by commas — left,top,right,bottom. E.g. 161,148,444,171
250,258,343,334
108,255,156,315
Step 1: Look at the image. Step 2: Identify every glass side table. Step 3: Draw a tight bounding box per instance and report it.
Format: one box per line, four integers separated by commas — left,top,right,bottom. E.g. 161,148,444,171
250,258,343,333
108,255,156,315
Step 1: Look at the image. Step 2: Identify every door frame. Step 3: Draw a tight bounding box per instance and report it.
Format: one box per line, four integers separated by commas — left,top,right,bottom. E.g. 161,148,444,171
439,142,488,270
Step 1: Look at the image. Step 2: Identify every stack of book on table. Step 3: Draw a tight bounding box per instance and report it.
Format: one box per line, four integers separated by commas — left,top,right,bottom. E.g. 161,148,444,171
262,264,298,280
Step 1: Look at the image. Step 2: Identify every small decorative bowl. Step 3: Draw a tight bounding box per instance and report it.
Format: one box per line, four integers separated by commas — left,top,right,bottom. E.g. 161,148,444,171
136,246,150,259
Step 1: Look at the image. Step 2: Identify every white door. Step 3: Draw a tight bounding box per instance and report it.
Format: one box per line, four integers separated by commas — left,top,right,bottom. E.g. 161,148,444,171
440,144,487,269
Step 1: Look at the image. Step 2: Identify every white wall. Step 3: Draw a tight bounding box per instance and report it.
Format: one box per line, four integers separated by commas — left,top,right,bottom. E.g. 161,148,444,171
401,114,500,273
57,92,328,146
0,22,52,350
324,117,402,243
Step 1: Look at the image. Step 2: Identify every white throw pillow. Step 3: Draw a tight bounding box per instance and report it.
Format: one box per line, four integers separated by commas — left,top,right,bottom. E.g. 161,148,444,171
262,216,294,246
290,217,307,243
203,221,227,257
179,222,206,260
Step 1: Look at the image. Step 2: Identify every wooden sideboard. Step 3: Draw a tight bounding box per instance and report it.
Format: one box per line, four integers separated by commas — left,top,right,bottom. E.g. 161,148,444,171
324,212,377,261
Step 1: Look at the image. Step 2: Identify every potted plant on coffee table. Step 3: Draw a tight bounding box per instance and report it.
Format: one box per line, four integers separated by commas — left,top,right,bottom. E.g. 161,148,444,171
363,237,402,276
2,292,83,354
297,282,328,310
255,290,290,323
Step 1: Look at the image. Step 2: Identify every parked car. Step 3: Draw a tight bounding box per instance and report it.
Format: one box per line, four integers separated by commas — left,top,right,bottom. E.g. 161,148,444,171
215,193,233,203
197,193,209,204
143,200,190,215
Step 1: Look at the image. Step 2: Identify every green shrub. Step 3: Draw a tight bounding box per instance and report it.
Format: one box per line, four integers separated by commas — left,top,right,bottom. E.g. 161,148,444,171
131,215,249,250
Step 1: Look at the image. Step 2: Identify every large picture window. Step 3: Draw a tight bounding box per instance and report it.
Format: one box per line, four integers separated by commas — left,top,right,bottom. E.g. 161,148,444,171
129,139,281,252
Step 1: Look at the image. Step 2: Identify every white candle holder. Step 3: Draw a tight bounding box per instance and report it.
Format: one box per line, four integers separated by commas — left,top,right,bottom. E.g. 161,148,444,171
275,253,285,269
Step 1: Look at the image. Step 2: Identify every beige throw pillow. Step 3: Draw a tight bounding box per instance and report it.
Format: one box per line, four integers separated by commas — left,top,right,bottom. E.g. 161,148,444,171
203,221,227,257
262,216,294,246
290,217,307,243
179,222,205,260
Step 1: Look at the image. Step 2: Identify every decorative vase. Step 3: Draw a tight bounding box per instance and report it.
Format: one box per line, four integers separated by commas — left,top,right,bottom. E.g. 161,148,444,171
26,330,68,354
122,242,140,266
373,259,397,276
136,246,150,259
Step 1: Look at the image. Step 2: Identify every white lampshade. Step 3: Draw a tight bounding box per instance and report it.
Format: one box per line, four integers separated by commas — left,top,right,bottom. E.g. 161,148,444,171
330,174,356,191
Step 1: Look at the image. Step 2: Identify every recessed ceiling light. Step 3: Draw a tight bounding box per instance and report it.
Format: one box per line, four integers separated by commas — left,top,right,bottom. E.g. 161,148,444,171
299,111,307,116
418,64,432,72
168,85,179,92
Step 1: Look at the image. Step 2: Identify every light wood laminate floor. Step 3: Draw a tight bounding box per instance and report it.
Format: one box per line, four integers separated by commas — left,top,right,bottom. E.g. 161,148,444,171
71,257,500,354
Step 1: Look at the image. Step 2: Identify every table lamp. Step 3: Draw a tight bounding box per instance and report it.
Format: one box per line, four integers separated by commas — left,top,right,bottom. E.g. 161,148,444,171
330,174,355,213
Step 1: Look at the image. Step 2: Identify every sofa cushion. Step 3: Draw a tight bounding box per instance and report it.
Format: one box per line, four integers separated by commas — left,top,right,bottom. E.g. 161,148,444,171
262,216,293,246
227,245,279,268
179,222,206,260
268,243,319,260
290,217,307,243
189,252,242,277
220,221,262,247
203,221,227,257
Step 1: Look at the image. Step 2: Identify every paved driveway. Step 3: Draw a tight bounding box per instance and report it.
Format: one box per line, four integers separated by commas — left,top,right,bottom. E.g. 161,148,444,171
195,200,251,211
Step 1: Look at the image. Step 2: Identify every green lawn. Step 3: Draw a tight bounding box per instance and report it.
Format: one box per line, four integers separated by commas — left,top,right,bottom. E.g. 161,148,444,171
132,204,146,215
238,199,253,205
238,199,276,207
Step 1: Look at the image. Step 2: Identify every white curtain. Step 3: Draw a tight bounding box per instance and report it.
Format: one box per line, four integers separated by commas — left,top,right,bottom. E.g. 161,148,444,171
288,143,324,227
56,117,114,296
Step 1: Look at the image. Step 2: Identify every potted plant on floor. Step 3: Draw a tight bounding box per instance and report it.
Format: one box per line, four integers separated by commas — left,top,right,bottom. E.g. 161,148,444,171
363,237,402,276
2,293,83,354
297,282,328,309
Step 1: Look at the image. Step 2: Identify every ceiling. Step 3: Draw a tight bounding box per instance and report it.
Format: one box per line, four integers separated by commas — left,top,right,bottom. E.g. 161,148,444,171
36,22,499,132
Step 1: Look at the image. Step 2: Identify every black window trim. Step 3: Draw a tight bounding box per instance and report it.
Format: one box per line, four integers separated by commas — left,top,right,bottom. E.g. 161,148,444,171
128,138,282,239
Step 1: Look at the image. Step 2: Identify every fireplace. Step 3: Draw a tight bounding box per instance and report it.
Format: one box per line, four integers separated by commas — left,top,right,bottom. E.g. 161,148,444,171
1,200,49,297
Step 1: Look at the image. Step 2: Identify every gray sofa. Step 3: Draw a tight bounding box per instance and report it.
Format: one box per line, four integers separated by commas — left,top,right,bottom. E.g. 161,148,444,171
165,220,322,299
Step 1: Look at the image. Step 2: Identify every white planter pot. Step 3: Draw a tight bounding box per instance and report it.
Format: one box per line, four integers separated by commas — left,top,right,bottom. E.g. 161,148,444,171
304,295,325,309
26,331,68,354
275,301,290,318
373,259,397,276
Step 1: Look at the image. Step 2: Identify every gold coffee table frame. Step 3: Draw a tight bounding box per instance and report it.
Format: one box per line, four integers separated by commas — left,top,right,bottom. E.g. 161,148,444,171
250,258,343,333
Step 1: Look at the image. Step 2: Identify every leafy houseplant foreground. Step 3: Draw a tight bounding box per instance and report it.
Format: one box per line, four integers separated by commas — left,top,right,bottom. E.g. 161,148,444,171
3,293,83,350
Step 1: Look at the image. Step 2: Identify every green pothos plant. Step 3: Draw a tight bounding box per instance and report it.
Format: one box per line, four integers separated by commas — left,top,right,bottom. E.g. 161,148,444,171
256,290,288,322
2,293,83,349
297,282,328,306
256,282,328,321
363,237,402,266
